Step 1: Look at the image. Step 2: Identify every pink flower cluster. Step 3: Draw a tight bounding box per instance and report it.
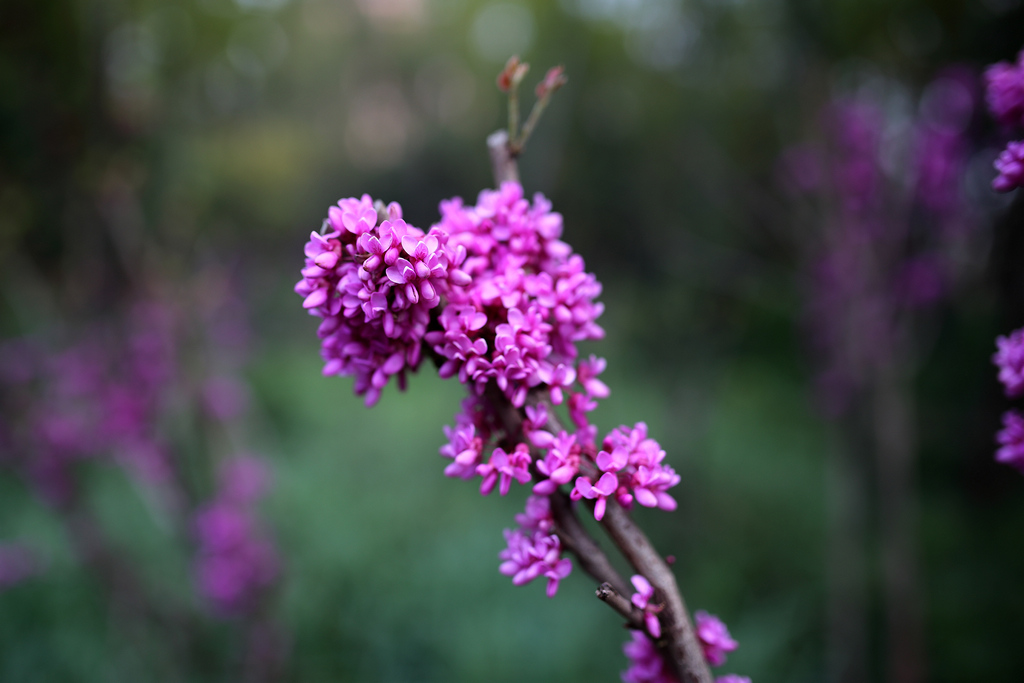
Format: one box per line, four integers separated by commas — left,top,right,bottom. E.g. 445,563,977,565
296,197,470,406
498,496,572,597
0,307,177,506
986,50,1024,191
572,422,680,521
194,457,280,616
428,182,605,407
994,327,1024,397
992,328,1024,474
621,631,677,683
619,621,748,683
298,183,686,670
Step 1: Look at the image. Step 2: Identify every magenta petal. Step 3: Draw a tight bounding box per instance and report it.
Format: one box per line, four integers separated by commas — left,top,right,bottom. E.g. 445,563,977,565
634,487,659,508
573,476,595,499
594,471,619,495
646,612,662,639
303,289,328,309
532,479,557,495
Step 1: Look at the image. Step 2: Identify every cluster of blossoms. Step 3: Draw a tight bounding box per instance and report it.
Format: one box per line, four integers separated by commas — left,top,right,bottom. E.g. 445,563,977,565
993,329,1024,472
1,285,285,625
295,196,470,406
299,182,723,677
194,457,280,616
0,306,177,506
986,50,1024,191
779,73,977,415
497,495,572,597
621,605,742,683
988,48,1024,474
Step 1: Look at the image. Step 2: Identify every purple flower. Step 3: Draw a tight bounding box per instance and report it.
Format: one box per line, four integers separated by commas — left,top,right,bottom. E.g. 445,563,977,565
630,574,664,638
621,631,678,683
993,140,1024,192
193,456,280,617
498,500,572,597
572,471,619,521
695,610,738,667
297,198,468,406
429,182,604,407
715,676,752,683
533,431,581,495
477,443,532,496
985,55,1024,128
514,495,555,533
994,328,1024,397
996,410,1024,473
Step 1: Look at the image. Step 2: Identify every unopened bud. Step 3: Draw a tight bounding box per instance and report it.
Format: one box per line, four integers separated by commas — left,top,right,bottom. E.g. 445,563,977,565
536,65,567,99
497,55,530,92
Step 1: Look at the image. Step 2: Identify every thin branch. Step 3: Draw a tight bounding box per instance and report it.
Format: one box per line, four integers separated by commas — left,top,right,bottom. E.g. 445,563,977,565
483,127,711,682
549,489,631,597
600,502,713,683
488,130,520,185
596,581,647,631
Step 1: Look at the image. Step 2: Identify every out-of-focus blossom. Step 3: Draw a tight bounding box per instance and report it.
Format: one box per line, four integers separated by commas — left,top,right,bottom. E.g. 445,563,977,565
993,140,1024,192
996,410,1024,472
985,52,1024,128
715,676,752,683
993,328,1024,397
695,610,738,667
0,543,43,590
621,631,678,683
194,456,279,617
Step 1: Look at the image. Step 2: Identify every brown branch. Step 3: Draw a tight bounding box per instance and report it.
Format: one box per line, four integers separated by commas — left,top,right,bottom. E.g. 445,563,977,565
484,130,710,682
549,489,631,597
600,502,713,683
488,130,520,185
596,581,647,631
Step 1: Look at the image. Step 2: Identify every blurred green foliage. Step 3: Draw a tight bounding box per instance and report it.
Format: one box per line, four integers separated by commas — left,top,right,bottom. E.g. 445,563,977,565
3,0,1024,681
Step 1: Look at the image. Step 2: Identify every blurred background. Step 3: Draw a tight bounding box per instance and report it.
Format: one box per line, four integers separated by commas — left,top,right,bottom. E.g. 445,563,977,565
2,0,1024,681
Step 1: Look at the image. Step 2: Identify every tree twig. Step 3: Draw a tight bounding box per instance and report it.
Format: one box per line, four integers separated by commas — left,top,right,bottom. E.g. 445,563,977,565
488,130,520,185
600,502,712,683
596,581,647,631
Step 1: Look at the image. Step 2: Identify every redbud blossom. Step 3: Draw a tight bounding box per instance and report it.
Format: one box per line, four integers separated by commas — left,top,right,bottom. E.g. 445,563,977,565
695,611,738,667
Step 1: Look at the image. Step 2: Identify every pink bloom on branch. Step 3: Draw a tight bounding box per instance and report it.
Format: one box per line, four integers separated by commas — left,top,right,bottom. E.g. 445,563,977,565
499,497,571,597
477,443,532,496
621,631,678,683
695,610,738,667
630,574,664,638
572,471,619,521
533,430,581,495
